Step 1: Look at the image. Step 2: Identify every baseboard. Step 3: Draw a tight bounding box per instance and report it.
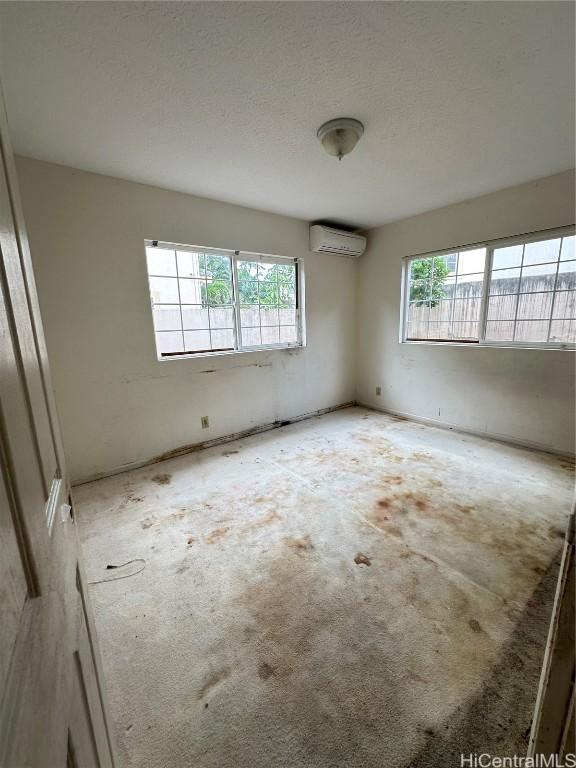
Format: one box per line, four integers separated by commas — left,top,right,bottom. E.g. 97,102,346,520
73,401,357,487
358,401,575,460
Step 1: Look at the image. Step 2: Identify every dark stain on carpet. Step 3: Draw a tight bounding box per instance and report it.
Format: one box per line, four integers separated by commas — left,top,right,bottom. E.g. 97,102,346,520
365,480,555,582
284,535,314,554
404,553,561,767
205,526,231,544
152,473,172,485
257,661,276,680
241,510,282,535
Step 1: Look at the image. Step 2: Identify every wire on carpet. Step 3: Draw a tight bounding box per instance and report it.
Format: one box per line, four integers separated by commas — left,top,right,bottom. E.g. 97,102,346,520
88,558,146,584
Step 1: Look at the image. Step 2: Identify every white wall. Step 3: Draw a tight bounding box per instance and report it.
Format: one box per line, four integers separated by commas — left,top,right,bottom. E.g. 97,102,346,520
17,158,575,484
357,170,576,455
16,157,356,482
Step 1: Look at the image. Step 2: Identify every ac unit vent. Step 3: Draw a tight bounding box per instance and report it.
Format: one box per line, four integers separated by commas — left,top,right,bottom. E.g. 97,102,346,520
309,225,366,258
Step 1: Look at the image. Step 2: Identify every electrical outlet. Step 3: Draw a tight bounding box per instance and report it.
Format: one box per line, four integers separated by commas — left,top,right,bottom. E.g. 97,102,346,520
201,416,209,429
375,386,381,396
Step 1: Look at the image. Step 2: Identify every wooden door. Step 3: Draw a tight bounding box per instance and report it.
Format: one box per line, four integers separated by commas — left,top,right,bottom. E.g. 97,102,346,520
0,76,116,768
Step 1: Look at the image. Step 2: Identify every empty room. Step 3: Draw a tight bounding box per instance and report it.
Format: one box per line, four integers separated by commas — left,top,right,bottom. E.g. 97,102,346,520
0,2,574,767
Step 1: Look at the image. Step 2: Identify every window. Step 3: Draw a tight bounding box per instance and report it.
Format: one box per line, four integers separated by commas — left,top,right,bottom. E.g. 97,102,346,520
145,241,303,358
402,228,576,349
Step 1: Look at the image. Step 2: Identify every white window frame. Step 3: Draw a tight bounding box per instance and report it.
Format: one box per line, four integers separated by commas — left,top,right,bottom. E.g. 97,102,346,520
145,240,305,360
400,225,576,350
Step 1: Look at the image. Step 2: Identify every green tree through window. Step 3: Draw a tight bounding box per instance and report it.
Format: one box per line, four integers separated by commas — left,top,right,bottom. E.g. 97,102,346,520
201,253,232,307
410,256,450,306
200,256,296,308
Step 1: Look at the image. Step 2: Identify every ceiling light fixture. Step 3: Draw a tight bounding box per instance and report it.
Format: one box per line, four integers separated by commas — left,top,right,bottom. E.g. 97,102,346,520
317,117,364,161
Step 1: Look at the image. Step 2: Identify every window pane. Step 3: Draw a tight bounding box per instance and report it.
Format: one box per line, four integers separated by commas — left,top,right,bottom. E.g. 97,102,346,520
557,261,576,291
277,263,296,281
280,325,298,343
549,319,576,343
279,283,296,306
182,305,209,330
156,331,184,355
409,257,452,305
279,307,296,325
489,268,521,295
514,320,549,342
406,322,427,340
237,261,258,280
239,281,259,304
206,280,232,307
240,306,259,326
492,245,523,270
560,236,575,261
258,282,279,306
428,299,452,322
427,322,450,340
210,329,234,349
409,258,431,279
520,263,558,293
552,291,576,319
451,297,482,322
178,278,203,303
438,276,456,300
523,238,561,266
205,253,231,281
152,304,181,331
406,253,484,339
242,327,261,346
409,280,431,302
261,326,280,345
238,259,297,348
407,301,430,335
147,247,177,276
455,275,484,299
485,321,514,342
457,248,486,275
149,276,179,303
177,250,205,278
183,330,211,351
209,306,234,329
259,262,278,281
517,292,554,321
260,307,279,326
433,254,456,274
450,322,479,340
487,295,518,322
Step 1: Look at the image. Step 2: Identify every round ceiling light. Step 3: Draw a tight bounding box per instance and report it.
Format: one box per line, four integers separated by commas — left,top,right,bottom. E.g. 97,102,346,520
317,117,364,161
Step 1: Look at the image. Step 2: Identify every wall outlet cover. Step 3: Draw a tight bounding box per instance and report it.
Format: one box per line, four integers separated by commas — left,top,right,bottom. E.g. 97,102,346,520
201,416,209,429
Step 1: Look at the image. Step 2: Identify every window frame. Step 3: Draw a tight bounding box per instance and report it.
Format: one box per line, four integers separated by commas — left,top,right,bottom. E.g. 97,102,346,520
145,240,305,360
400,225,576,350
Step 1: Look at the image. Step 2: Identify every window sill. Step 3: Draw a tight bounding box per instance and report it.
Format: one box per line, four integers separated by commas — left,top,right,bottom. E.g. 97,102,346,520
401,340,575,351
157,342,305,362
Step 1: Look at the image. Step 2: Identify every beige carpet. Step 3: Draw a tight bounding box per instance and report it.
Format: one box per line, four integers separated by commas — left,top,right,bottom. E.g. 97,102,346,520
75,407,573,767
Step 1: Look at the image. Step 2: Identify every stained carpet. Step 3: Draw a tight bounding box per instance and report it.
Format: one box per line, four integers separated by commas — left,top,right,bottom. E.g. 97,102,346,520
75,407,574,768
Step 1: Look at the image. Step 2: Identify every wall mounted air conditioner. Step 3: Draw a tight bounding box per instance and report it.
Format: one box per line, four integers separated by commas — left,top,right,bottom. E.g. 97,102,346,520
309,225,367,258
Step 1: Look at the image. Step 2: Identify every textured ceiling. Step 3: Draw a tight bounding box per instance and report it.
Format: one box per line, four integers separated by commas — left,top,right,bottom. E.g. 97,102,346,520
0,1,574,228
